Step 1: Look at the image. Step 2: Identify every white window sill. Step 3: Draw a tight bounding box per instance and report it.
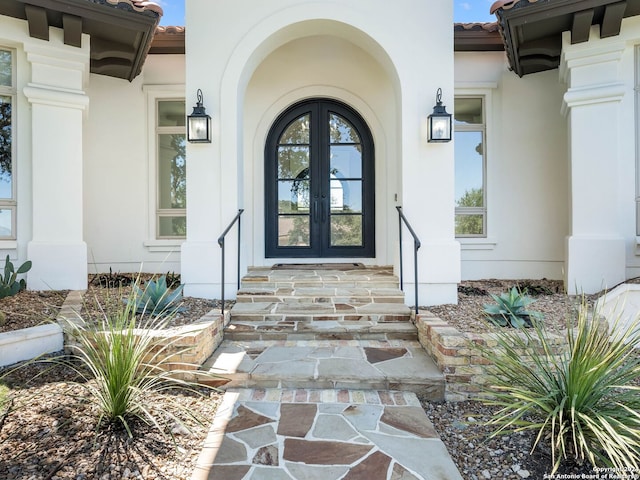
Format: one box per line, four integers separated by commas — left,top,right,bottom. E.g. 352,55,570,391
458,237,497,250
143,240,183,253
0,241,18,250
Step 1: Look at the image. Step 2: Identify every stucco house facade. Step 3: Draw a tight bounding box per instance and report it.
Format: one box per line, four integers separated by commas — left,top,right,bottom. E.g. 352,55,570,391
0,0,639,305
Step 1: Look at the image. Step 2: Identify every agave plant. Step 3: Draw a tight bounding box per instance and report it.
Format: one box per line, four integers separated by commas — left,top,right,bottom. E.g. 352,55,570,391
483,286,543,328
480,298,640,473
131,275,184,317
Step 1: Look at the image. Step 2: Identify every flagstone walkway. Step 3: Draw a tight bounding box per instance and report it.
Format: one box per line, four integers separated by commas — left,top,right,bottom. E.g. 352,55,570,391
194,266,462,479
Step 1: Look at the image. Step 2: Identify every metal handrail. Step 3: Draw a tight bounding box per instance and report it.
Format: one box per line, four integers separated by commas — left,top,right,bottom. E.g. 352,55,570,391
218,209,244,316
396,206,421,315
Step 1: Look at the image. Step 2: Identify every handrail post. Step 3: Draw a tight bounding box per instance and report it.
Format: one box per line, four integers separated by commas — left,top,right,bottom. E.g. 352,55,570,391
220,240,226,316
218,209,244,318
396,206,421,316
398,210,404,291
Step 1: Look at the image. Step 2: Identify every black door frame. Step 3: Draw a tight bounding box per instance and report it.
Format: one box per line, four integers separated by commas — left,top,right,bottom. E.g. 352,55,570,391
265,98,375,258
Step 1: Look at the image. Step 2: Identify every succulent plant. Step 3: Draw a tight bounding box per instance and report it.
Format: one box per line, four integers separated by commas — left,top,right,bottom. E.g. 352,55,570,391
130,275,184,317
482,287,543,328
0,255,32,299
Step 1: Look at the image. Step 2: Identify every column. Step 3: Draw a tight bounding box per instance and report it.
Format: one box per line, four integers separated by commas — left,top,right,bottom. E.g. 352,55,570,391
561,33,626,294
24,32,90,290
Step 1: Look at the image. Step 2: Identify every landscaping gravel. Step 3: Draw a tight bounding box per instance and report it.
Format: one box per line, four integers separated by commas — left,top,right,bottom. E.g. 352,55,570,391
0,277,634,478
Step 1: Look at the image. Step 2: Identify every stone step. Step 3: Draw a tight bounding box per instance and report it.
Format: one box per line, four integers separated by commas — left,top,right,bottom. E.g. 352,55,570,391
236,286,406,304
199,339,445,401
241,266,401,290
228,301,412,323
225,319,418,341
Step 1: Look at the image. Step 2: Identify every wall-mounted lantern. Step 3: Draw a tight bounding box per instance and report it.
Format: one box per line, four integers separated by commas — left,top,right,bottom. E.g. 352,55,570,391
187,89,211,143
427,88,452,143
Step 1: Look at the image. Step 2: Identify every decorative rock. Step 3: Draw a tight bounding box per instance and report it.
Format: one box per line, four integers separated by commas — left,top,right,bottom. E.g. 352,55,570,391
482,469,491,479
253,445,279,466
517,470,531,478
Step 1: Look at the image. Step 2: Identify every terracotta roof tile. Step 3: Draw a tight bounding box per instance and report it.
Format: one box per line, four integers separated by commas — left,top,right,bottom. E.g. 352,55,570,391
490,0,539,15
454,22,500,32
156,26,185,34
105,0,163,16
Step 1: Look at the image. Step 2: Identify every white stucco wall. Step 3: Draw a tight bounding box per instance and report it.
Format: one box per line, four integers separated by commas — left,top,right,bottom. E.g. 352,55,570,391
455,51,569,281
182,0,459,304
83,54,185,274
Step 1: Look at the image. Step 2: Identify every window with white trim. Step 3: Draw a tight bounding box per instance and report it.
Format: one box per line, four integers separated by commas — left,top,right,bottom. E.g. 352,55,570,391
454,96,486,237
156,99,186,238
0,48,15,240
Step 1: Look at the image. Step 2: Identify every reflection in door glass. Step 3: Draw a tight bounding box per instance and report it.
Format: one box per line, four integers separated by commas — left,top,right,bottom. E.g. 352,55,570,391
280,114,310,144
278,146,309,179
330,179,361,213
330,145,362,178
329,114,361,144
279,215,310,246
278,180,310,213
331,215,362,246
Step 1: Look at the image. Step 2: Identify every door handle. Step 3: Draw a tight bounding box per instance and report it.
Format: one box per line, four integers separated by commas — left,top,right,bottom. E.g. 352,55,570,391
314,200,319,223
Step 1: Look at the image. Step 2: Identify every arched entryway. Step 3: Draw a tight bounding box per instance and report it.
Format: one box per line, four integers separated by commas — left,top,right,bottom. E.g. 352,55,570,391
265,98,375,258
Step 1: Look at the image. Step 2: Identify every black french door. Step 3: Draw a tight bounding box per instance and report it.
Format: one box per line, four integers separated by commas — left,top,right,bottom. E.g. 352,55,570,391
265,99,375,258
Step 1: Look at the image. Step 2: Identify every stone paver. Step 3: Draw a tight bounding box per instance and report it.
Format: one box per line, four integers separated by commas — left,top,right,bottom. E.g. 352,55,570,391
194,265,460,479
192,389,463,480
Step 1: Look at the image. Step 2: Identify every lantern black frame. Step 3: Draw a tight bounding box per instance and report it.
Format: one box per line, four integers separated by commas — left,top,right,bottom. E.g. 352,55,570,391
427,88,452,143
187,89,211,143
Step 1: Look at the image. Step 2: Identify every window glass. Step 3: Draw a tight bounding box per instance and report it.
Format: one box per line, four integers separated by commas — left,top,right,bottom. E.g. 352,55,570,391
156,99,186,239
0,208,12,238
158,134,186,210
0,95,11,200
454,98,483,125
454,96,486,237
158,101,185,127
454,131,483,207
0,50,10,87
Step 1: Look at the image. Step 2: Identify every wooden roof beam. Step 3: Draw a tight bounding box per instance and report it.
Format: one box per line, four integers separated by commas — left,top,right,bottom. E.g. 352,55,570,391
24,4,49,41
62,14,82,48
601,1,627,38
571,9,594,43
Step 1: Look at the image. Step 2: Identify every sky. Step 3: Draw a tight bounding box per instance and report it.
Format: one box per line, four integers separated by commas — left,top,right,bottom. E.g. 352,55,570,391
158,0,497,26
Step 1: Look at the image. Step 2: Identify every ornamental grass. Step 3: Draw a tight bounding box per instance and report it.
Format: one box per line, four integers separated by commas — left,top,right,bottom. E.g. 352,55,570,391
55,281,216,438
481,297,640,474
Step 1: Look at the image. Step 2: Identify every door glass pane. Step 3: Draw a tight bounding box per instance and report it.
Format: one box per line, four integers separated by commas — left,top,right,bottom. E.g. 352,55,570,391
280,114,310,144
454,98,483,125
0,51,10,87
278,146,309,179
454,131,483,207
0,208,12,237
331,215,362,246
330,179,361,213
0,95,11,199
330,145,362,178
158,134,186,209
158,215,186,238
278,180,310,213
158,100,186,127
329,114,360,144
279,215,310,246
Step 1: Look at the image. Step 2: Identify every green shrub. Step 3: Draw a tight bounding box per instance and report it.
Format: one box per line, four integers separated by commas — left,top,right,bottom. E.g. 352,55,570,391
57,284,214,437
483,286,543,328
0,255,31,299
480,299,640,473
130,275,184,317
